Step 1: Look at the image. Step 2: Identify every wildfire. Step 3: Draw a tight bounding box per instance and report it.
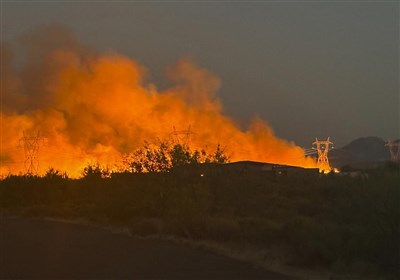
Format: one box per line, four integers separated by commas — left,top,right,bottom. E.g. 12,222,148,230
1,26,318,178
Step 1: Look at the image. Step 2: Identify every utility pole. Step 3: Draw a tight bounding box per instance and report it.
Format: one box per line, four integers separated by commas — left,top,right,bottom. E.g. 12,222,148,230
312,137,333,172
385,140,400,162
171,125,194,147
19,131,43,175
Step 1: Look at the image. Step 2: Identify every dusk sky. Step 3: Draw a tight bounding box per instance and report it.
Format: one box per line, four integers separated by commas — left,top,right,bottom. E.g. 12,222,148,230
2,1,399,147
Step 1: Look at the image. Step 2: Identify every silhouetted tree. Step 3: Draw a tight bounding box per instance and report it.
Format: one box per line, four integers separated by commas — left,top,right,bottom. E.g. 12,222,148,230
44,168,68,179
82,163,109,179
124,142,229,173
212,144,229,163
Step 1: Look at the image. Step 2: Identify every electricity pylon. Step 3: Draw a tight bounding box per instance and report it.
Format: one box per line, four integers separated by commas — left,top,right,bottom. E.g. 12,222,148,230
171,125,194,147
312,137,333,172
19,131,43,175
385,140,400,162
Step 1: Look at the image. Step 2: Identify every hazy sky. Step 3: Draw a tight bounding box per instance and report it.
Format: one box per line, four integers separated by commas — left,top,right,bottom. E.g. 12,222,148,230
2,1,399,147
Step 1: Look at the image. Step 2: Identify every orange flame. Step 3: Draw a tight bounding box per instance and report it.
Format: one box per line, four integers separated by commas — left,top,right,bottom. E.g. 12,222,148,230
1,27,317,177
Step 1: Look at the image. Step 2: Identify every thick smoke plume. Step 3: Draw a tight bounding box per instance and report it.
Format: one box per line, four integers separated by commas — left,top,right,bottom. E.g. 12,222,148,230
1,26,316,177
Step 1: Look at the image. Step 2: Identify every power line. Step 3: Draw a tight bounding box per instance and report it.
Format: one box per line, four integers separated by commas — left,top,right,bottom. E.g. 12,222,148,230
18,131,43,175
385,140,400,162
171,125,194,147
312,137,333,171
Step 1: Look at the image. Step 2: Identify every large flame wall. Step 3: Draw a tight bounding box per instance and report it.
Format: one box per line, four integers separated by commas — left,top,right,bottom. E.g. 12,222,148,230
1,26,317,177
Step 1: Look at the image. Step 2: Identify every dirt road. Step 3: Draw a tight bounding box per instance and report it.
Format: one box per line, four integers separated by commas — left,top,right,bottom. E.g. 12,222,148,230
0,217,294,279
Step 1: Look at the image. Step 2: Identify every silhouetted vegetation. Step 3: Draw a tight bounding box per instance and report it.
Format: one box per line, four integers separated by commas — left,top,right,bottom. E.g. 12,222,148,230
122,142,229,173
0,160,398,279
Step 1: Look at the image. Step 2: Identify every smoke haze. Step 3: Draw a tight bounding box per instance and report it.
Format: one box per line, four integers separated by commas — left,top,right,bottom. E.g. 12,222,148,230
1,26,316,177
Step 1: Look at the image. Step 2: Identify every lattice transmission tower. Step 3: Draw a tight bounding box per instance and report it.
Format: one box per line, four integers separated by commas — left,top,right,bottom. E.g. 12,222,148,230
19,131,43,175
385,140,400,162
171,125,194,147
312,137,333,171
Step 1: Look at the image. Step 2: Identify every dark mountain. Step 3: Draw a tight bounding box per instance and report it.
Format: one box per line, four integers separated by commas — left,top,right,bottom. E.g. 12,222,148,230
328,137,392,168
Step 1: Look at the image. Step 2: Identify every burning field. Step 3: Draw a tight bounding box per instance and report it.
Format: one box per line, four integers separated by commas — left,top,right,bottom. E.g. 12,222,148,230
1,26,317,177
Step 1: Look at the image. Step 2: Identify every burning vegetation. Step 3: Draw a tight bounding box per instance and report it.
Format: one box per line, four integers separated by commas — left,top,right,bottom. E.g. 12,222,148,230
1,26,318,178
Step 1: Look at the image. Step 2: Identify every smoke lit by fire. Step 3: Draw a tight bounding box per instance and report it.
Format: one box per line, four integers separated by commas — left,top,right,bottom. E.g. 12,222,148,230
1,26,318,177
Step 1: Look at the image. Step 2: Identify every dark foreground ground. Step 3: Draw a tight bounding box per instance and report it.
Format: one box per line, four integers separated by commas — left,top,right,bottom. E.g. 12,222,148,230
0,217,294,279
